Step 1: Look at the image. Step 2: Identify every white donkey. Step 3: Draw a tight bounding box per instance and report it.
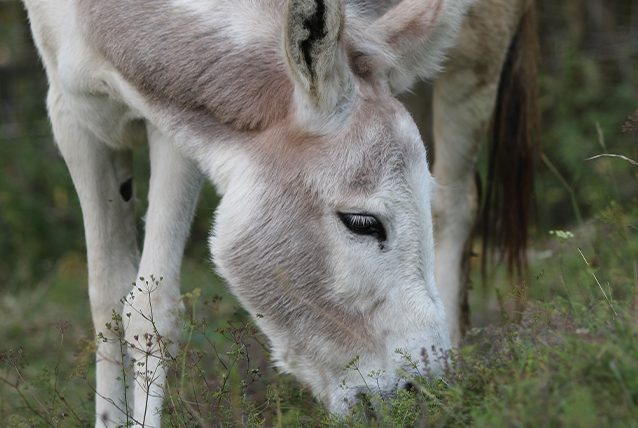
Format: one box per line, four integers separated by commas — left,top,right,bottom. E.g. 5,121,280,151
22,0,537,425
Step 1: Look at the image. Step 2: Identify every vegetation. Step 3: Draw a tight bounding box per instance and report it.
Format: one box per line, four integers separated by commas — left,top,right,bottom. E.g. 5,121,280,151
1,0,637,426
2,216,638,426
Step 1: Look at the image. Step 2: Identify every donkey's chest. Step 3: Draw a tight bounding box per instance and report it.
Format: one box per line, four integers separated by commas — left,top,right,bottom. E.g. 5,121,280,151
66,89,148,150
58,59,148,149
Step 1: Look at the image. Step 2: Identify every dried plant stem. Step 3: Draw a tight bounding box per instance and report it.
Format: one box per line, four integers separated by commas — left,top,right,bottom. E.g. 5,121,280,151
51,331,65,421
541,153,583,227
594,123,620,198
0,375,50,426
585,154,638,168
12,362,54,421
579,248,618,318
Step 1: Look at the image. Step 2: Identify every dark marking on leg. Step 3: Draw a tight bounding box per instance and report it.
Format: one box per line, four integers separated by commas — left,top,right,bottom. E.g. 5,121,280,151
119,178,133,202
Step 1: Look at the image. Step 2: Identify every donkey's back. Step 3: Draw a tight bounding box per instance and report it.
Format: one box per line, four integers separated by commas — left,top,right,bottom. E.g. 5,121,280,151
27,0,292,146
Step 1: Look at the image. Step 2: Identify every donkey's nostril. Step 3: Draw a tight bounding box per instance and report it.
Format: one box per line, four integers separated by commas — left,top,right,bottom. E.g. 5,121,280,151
404,381,416,393
355,392,376,420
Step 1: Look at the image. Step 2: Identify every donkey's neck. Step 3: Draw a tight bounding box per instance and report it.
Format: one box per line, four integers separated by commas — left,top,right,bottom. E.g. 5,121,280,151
77,0,294,131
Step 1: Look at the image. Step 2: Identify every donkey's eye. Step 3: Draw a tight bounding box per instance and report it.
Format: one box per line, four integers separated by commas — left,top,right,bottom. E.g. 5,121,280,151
338,212,387,242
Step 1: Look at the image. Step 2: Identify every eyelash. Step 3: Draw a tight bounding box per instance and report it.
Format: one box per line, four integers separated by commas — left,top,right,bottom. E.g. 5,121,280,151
337,212,387,243
346,214,374,228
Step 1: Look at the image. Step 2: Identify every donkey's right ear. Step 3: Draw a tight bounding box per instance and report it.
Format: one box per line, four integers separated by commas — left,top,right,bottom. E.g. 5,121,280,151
284,0,349,114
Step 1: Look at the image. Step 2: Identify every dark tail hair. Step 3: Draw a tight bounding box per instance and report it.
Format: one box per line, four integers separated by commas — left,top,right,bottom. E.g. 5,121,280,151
481,4,540,279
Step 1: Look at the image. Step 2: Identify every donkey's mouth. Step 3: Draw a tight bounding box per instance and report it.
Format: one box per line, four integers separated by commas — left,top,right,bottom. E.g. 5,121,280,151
354,392,377,420
402,381,417,393
350,378,413,418
351,382,413,420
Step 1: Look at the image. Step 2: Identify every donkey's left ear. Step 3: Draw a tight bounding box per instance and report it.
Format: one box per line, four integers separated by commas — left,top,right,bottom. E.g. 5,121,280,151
285,0,349,113
366,0,475,94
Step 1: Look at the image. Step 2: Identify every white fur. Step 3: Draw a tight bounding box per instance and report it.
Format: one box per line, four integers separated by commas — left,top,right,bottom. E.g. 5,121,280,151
172,0,283,47
387,0,477,92
21,0,482,425
315,114,449,410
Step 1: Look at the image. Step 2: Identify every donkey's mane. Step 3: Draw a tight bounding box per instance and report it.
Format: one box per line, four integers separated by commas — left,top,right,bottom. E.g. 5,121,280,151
78,0,294,131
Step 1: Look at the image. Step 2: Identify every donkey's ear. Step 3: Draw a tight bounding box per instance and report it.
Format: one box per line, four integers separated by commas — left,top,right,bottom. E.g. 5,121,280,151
285,0,349,112
366,0,474,94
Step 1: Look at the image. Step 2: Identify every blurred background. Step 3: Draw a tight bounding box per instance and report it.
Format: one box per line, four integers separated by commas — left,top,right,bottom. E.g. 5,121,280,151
0,0,637,370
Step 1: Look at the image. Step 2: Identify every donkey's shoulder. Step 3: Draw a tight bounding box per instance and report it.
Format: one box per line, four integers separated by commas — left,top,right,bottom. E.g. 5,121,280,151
77,0,293,131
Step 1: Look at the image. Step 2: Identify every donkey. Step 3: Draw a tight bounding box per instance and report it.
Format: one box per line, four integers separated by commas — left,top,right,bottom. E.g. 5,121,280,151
22,0,537,425
408,0,538,346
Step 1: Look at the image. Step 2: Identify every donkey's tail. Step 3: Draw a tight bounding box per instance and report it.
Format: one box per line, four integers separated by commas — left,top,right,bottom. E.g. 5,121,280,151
481,4,540,278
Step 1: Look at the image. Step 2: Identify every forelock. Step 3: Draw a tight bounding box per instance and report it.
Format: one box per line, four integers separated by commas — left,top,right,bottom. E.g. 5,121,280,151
305,96,423,203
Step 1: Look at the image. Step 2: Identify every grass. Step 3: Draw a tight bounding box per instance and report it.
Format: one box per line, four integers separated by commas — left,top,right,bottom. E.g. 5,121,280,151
1,169,637,427
1,62,637,425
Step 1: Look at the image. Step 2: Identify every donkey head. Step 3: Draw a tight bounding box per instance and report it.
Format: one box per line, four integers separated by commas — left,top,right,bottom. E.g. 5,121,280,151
210,0,471,412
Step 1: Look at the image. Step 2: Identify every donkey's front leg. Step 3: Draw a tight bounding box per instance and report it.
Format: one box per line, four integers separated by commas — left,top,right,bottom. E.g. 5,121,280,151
125,124,202,427
47,85,140,427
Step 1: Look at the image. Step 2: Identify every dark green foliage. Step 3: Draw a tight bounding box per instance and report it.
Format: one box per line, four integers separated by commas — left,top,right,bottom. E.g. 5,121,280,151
528,0,638,230
0,11,83,289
